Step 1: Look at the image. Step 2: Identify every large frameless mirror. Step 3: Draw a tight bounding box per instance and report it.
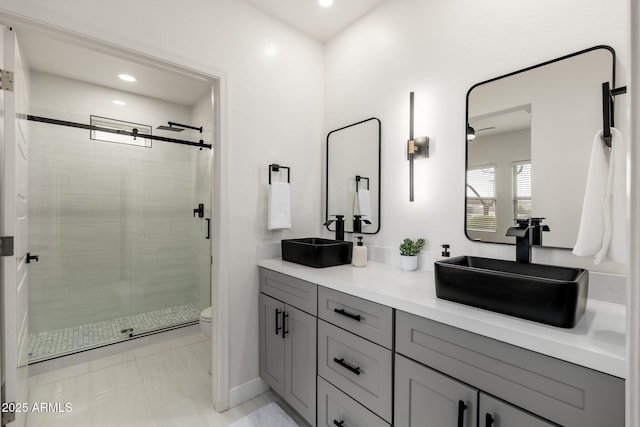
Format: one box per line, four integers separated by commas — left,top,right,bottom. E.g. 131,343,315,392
326,117,381,234
465,45,615,248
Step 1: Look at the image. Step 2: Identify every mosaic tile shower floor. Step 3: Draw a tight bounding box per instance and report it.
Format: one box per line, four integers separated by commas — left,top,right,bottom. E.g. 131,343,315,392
28,303,201,362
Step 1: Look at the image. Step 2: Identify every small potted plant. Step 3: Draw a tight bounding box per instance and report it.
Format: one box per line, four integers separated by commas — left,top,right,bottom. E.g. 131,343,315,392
399,238,426,271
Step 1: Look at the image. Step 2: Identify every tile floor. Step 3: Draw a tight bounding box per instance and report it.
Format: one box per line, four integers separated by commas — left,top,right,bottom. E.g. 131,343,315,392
28,304,201,361
25,326,300,427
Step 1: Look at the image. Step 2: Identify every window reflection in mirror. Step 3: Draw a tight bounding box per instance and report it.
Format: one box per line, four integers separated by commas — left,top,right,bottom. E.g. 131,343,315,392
465,46,614,249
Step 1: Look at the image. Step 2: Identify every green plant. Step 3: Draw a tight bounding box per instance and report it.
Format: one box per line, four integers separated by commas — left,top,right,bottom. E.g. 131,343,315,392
399,238,426,256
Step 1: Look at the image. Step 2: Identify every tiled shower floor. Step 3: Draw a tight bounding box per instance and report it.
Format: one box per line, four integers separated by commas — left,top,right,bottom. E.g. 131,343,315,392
28,303,201,362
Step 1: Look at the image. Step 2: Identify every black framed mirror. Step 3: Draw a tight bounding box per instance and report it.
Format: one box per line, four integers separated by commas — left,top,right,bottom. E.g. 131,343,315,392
326,117,381,234
465,45,615,249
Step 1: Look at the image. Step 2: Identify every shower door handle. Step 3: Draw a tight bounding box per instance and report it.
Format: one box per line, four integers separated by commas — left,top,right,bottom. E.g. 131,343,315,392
26,253,39,264
206,218,210,239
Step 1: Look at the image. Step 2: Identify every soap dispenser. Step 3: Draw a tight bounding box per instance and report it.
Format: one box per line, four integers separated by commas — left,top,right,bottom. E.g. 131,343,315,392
352,236,368,267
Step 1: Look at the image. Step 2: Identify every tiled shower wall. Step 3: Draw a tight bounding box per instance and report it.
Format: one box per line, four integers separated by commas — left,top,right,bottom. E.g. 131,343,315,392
28,72,211,333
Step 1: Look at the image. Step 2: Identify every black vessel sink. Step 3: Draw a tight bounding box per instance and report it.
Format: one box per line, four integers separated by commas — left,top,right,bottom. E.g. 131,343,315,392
434,256,589,328
281,238,353,268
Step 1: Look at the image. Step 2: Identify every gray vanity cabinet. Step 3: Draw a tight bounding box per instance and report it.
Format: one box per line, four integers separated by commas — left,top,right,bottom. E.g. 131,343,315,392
395,353,478,427
317,287,393,425
395,310,625,427
479,393,556,427
259,269,318,426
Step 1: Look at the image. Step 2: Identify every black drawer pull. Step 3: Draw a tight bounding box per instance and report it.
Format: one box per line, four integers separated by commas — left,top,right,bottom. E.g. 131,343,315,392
333,357,361,375
275,308,281,335
457,400,467,427
485,413,494,427
334,308,361,321
333,420,345,427
282,311,289,339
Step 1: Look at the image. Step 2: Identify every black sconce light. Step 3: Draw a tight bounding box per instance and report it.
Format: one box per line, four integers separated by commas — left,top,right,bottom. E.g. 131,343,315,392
407,91,429,202
466,125,476,141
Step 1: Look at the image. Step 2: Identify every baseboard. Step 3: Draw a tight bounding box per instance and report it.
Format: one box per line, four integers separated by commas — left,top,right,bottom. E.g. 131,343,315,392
228,377,269,408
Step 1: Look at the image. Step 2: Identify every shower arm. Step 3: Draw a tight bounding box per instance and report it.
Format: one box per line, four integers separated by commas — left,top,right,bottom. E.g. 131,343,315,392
167,121,203,133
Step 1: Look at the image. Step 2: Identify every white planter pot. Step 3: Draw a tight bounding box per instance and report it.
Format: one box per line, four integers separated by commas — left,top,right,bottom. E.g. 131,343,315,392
400,255,418,271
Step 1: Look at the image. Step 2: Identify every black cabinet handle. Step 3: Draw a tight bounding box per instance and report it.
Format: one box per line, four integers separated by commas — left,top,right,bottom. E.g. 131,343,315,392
26,253,39,264
205,218,210,239
333,357,361,375
333,421,345,427
275,308,281,335
282,312,289,339
457,400,467,427
485,413,494,427
334,308,361,321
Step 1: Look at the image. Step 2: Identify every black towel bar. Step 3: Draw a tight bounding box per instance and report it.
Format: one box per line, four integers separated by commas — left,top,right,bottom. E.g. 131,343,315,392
355,175,369,192
269,164,290,184
602,81,627,147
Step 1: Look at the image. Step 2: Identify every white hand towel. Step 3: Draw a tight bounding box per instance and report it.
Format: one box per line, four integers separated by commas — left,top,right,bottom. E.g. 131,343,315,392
267,182,292,230
595,128,627,264
573,128,627,264
357,189,373,221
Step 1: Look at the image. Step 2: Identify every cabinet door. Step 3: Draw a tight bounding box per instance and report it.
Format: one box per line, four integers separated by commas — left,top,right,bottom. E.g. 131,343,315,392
479,393,557,427
285,304,317,426
395,354,478,427
259,293,285,396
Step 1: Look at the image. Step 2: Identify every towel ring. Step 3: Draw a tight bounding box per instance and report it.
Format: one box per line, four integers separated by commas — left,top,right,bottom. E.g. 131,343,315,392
269,164,290,184
355,175,369,192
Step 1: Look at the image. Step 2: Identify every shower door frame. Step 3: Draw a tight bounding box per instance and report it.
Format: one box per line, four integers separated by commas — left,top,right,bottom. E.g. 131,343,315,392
0,16,231,412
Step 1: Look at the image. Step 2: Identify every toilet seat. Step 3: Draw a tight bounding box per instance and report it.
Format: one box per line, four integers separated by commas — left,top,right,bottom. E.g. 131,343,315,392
200,306,212,323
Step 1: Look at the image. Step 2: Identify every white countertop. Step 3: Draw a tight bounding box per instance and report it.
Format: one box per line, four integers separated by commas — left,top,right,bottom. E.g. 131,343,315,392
258,258,627,379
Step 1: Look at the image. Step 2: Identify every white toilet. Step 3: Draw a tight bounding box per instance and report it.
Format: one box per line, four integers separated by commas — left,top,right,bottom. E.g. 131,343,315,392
200,306,212,337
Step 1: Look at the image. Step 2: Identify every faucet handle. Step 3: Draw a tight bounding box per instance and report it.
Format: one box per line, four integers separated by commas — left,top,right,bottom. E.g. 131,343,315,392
530,217,550,231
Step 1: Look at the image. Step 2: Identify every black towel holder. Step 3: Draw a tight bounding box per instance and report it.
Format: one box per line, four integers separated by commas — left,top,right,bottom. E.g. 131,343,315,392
602,81,627,147
269,164,290,184
355,175,370,192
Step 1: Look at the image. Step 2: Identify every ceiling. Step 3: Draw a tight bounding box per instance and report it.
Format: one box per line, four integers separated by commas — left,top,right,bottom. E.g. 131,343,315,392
15,1,382,106
241,0,386,41
16,28,212,107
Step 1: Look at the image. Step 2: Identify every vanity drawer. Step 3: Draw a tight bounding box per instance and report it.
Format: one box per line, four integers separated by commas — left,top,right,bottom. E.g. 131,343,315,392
395,310,624,427
317,376,389,427
318,286,393,349
259,268,317,315
317,320,392,422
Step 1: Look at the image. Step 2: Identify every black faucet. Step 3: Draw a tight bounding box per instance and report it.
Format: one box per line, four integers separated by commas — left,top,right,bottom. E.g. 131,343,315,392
530,217,551,246
324,215,345,240
353,215,372,233
506,218,550,263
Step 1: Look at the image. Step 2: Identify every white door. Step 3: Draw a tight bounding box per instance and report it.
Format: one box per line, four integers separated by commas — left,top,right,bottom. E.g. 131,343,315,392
1,26,30,427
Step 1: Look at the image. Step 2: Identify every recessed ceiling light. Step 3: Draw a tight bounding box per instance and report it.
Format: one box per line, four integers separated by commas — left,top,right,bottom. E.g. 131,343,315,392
118,74,136,82
319,0,333,7
112,100,127,106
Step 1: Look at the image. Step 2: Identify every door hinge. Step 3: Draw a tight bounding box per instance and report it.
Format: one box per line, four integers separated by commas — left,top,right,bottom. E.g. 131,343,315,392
1,405,16,425
0,236,15,256
0,69,14,92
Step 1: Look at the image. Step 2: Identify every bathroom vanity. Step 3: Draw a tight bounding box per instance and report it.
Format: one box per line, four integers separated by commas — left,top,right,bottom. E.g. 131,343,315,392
258,259,626,427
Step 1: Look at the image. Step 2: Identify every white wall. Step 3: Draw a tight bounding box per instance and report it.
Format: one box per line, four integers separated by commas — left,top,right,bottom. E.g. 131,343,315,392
324,0,629,275
0,0,324,396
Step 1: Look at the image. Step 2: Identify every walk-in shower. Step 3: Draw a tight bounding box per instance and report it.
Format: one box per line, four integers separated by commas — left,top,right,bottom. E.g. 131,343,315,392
26,70,214,362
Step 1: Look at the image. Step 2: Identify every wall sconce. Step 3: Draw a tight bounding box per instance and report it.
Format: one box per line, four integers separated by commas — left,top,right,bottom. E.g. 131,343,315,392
407,91,429,202
467,125,476,141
